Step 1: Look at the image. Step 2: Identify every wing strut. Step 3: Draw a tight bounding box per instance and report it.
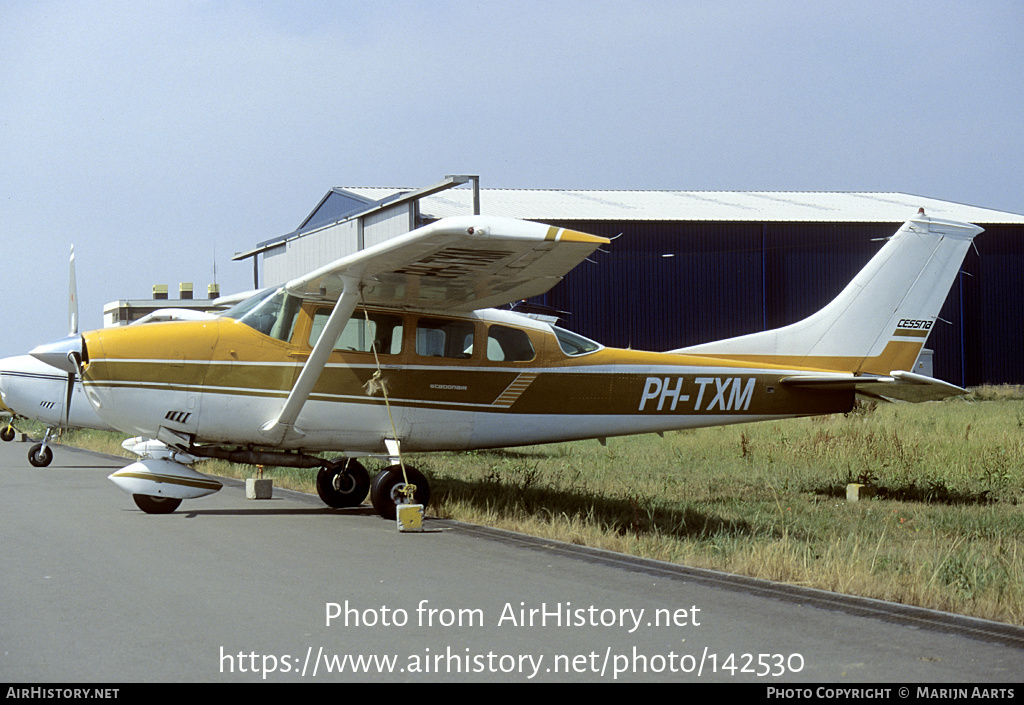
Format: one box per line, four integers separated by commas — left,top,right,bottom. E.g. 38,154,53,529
259,275,361,444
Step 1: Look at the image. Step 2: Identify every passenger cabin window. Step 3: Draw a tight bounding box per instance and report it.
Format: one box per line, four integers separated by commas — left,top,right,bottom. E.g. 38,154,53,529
416,318,475,359
486,325,536,362
309,310,404,355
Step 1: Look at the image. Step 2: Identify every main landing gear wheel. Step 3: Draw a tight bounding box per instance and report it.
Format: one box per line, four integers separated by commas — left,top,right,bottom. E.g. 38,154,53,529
28,443,53,468
133,494,182,514
316,459,370,508
370,465,430,520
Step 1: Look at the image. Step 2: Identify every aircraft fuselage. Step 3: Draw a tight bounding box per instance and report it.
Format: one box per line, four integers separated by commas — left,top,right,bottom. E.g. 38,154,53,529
79,302,854,456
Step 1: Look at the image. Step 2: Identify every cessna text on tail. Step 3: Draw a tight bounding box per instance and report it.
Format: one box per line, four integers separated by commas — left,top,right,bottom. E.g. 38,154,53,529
31,213,981,517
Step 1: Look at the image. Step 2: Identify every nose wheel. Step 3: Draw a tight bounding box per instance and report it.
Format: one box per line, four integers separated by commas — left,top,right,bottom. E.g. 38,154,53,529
27,426,58,467
133,494,183,514
28,442,53,467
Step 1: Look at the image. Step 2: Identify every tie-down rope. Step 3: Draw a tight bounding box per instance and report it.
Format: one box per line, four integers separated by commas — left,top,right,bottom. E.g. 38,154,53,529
362,307,414,502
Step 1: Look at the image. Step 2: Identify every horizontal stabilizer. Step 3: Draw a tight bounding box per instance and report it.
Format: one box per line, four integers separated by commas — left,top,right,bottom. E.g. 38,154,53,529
781,370,967,402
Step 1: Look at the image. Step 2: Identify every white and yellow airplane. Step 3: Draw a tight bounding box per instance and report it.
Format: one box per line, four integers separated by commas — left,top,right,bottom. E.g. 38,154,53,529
31,211,980,517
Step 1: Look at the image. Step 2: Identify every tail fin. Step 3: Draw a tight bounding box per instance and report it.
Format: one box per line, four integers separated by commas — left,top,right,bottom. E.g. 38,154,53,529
675,213,982,375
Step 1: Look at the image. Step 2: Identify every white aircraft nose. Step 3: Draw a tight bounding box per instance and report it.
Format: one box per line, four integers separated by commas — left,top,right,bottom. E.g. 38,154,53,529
0,359,10,400
29,336,83,374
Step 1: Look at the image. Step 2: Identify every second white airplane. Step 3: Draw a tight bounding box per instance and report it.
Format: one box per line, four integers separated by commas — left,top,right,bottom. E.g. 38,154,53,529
0,246,223,467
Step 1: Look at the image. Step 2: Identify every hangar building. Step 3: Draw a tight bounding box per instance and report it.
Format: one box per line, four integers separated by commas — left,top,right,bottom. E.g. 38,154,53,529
234,177,1024,387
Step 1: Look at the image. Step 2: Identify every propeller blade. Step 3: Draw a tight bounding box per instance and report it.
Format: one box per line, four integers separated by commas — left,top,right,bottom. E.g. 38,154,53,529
69,245,78,336
63,371,74,429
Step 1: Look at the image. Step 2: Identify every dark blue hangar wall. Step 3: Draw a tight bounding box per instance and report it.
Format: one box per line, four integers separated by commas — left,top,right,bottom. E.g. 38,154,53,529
531,220,1024,387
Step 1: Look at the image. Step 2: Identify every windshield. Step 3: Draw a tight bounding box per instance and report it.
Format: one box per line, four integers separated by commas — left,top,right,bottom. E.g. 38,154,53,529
220,288,274,320
552,326,602,356
222,287,302,342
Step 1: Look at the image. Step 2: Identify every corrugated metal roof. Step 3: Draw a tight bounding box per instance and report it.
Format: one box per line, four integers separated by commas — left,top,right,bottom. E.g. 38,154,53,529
341,187,1024,224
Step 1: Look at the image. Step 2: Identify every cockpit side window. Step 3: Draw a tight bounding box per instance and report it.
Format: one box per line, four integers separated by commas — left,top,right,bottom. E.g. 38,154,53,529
309,309,404,355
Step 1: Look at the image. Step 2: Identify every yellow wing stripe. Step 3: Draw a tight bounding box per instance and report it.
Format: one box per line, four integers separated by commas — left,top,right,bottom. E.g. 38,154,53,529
543,226,608,245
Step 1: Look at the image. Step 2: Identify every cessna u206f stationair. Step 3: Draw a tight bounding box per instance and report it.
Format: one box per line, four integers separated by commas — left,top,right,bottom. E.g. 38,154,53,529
32,212,981,517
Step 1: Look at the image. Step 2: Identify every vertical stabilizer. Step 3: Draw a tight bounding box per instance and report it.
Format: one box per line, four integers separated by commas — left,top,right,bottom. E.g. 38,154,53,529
675,214,982,375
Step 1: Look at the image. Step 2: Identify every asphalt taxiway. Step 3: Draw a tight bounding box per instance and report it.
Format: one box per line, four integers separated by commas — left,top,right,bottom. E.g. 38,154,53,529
1,440,1022,683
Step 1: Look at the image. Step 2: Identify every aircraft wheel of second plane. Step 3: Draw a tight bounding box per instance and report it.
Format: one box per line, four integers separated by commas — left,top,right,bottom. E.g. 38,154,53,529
370,465,430,520
316,459,371,508
28,443,53,467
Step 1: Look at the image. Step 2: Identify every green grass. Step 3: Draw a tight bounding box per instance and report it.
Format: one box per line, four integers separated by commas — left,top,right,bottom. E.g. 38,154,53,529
39,390,1024,625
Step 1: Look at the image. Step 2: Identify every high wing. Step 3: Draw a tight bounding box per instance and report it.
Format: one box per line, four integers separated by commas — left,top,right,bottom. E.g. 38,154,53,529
284,215,609,310
260,215,609,444
781,370,967,402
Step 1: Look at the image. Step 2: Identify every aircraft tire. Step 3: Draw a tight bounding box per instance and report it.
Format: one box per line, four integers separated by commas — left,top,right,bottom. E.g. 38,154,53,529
28,443,53,467
132,494,182,514
316,460,370,508
370,465,430,520
1,425,15,442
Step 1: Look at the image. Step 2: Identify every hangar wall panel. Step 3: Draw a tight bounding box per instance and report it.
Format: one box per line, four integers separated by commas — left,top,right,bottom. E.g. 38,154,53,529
960,226,1023,386
262,244,287,287
290,220,359,278
760,222,892,328
363,205,414,249
264,221,359,286
538,221,764,351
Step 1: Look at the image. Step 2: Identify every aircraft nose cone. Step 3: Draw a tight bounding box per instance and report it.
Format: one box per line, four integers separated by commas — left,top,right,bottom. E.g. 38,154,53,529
29,335,83,374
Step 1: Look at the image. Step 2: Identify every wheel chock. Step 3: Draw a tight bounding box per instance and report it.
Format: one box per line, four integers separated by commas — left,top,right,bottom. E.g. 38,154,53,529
396,503,424,532
246,478,273,499
846,483,876,502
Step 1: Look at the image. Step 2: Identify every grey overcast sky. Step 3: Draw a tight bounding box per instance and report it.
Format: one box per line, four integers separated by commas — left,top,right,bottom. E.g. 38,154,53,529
2,0,1022,356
